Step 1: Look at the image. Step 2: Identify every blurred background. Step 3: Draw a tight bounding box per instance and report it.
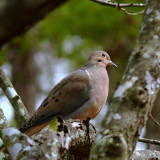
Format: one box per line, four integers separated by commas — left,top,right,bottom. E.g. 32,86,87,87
0,0,159,151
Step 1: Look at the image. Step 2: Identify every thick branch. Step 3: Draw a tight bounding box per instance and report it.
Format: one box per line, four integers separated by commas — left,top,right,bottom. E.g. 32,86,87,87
1,120,96,159
0,0,69,46
90,0,160,159
1,127,38,160
0,68,30,125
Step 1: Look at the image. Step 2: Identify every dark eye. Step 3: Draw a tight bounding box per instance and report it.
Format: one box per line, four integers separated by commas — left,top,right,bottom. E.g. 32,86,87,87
102,53,106,57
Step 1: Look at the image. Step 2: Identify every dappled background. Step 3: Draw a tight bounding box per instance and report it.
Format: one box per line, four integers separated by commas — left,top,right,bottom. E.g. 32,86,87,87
1,0,158,151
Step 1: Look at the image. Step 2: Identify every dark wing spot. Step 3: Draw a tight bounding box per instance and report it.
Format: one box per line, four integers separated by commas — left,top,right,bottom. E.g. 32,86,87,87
55,98,59,102
43,102,49,107
59,92,62,95
52,97,55,100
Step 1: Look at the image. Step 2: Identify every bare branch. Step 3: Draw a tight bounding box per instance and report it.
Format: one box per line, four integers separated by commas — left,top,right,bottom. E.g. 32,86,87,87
138,138,160,146
120,8,144,16
91,0,145,8
0,68,30,125
91,0,145,15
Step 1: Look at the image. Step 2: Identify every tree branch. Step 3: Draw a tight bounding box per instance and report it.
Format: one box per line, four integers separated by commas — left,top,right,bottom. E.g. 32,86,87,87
0,68,30,125
91,0,145,15
1,120,96,159
0,109,9,159
90,0,160,159
131,150,160,160
0,0,69,46
1,127,38,160
0,108,8,130
138,138,160,146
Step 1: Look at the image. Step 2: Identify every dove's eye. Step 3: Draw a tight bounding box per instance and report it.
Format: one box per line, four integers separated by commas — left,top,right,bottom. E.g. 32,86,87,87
102,53,106,57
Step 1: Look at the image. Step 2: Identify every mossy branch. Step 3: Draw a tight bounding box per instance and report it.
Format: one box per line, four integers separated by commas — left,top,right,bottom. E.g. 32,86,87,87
1,120,96,159
0,68,30,125
90,0,160,159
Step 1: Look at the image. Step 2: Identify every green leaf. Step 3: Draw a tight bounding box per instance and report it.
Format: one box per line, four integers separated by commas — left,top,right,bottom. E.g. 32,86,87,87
49,117,58,132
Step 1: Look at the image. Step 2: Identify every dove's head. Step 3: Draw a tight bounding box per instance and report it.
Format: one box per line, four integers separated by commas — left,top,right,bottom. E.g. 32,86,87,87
87,51,117,69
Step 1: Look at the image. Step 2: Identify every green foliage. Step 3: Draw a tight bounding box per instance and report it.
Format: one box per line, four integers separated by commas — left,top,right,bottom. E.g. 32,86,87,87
49,117,58,132
0,50,5,66
37,0,142,64
10,0,144,67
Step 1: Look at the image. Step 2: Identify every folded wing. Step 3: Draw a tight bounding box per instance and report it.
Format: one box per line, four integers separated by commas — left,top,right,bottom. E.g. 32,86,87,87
20,69,91,133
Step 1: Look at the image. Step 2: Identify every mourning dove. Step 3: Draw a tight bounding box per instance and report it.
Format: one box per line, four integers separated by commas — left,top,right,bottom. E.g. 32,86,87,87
18,51,117,136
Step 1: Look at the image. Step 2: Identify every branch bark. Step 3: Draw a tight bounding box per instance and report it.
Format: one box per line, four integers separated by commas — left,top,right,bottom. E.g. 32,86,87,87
0,68,30,125
0,107,9,159
0,0,69,46
0,108,8,130
90,0,160,159
91,0,145,15
1,120,96,159
131,150,160,160
138,138,160,146
91,0,145,8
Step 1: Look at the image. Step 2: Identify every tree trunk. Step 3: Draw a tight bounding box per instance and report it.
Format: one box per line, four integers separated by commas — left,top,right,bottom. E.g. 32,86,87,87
90,0,160,159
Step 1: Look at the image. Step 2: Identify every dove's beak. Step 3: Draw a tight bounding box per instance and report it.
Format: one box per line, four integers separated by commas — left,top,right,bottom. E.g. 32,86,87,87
109,61,118,68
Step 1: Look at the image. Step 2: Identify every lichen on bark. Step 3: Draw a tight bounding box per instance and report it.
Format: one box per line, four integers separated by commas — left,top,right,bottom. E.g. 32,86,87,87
90,0,160,159
0,68,30,125
1,120,96,159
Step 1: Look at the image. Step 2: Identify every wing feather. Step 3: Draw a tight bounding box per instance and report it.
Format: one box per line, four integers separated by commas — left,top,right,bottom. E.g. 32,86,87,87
20,70,91,133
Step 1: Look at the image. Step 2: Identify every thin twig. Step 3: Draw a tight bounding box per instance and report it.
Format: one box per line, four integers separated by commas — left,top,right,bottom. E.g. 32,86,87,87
91,0,145,15
121,8,144,16
138,138,160,146
150,113,160,128
91,0,145,8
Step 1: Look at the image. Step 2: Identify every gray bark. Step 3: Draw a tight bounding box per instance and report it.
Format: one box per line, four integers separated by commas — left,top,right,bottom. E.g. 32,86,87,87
1,120,96,160
0,68,30,125
90,0,160,159
131,150,160,160
0,108,8,130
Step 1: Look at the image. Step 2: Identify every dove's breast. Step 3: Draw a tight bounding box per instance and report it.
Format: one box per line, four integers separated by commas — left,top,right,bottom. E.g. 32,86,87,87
66,68,109,120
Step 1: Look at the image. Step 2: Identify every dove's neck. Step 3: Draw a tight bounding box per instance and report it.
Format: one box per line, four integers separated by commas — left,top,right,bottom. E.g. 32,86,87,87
83,64,108,82
84,63,105,71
